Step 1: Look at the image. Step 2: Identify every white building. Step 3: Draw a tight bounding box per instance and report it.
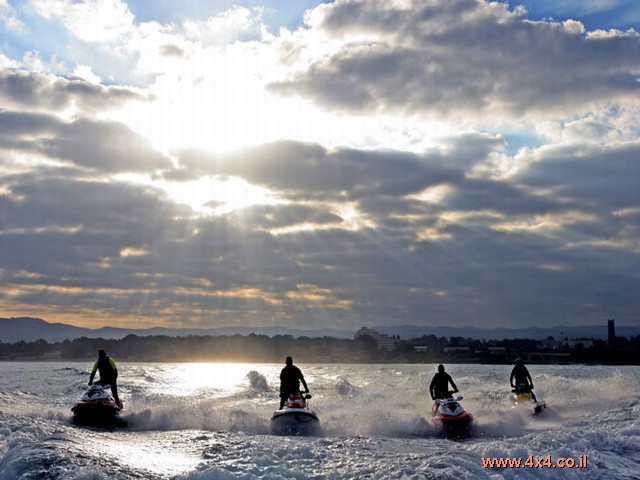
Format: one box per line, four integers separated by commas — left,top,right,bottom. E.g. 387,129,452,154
354,327,397,351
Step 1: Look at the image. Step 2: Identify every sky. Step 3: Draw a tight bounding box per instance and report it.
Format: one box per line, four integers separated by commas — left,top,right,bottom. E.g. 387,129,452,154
0,0,639,333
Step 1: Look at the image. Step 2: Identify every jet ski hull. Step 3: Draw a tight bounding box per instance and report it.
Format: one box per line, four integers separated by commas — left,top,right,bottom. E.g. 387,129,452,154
72,400,121,425
271,408,320,436
432,411,474,426
71,384,123,426
513,392,546,415
431,397,473,437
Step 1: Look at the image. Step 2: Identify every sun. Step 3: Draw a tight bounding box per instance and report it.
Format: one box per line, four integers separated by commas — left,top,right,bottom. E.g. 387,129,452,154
108,36,433,156
109,38,294,155
156,175,283,214
105,34,452,214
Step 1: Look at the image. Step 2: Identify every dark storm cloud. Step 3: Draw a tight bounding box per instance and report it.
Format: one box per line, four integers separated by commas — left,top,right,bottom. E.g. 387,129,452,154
0,111,58,147
1,132,639,328
433,133,513,171
270,0,640,118
0,169,293,315
0,111,171,173
175,136,640,253
0,169,186,234
0,68,147,113
41,117,172,173
439,177,566,215
166,136,639,327
234,204,343,230
0,175,377,329
515,142,640,211
176,140,463,200
0,170,184,301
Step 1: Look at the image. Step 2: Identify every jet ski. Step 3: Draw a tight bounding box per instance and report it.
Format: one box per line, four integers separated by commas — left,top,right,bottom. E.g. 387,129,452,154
271,392,320,436
71,383,122,425
431,394,473,436
511,383,546,415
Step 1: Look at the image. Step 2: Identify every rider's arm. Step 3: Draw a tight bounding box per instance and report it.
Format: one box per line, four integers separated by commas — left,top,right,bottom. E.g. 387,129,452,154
449,376,458,393
88,360,98,384
299,370,309,392
109,358,118,378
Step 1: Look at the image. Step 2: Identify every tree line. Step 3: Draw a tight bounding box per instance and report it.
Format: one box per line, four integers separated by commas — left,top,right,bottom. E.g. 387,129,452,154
0,332,638,364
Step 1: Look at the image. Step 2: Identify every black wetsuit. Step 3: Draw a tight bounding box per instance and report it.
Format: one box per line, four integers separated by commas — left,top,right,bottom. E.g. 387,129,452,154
279,364,306,408
510,364,536,400
92,355,120,407
510,364,532,389
429,371,458,399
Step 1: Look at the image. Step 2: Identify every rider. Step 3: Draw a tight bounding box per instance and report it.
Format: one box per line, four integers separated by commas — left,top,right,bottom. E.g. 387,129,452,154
510,357,537,401
88,348,122,408
279,356,309,409
429,364,459,400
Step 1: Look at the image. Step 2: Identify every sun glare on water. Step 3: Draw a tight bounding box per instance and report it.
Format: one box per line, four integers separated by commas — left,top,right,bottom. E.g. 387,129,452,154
162,363,262,396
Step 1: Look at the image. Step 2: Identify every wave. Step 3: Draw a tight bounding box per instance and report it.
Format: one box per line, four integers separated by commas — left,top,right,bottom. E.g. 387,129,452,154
0,363,638,479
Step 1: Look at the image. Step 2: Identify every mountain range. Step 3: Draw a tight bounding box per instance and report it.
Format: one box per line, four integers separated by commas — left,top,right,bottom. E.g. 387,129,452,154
1,317,638,344
0,317,353,344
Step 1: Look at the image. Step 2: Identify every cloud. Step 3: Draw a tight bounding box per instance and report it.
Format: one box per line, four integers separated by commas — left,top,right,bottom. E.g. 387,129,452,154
0,69,147,114
1,1,639,331
515,141,640,212
182,6,270,46
269,0,640,120
0,167,352,326
176,140,463,201
0,0,24,32
0,110,171,173
1,132,639,328
232,204,344,230
28,0,135,44
159,44,187,59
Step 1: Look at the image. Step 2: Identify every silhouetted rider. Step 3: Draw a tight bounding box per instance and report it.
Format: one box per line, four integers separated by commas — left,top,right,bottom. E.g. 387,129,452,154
279,356,309,409
429,364,458,400
510,357,537,401
88,348,122,408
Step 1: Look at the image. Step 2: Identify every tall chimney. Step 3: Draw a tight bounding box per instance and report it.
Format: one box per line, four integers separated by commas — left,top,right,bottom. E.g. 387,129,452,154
607,319,615,348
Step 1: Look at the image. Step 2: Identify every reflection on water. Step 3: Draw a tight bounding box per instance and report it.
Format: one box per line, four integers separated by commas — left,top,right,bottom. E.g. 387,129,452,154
152,363,266,396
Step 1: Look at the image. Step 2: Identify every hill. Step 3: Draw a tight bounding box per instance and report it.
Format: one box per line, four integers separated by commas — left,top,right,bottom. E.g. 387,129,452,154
1,317,638,344
0,317,352,343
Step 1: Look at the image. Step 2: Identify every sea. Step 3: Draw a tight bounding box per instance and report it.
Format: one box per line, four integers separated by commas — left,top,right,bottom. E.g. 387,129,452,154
0,361,638,479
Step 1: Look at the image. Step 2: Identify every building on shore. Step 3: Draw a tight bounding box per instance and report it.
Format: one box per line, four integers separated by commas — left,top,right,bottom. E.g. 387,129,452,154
354,327,397,351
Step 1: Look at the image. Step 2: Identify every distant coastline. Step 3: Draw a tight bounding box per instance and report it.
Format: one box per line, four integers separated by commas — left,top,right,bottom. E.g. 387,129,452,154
1,328,638,365
2,316,640,343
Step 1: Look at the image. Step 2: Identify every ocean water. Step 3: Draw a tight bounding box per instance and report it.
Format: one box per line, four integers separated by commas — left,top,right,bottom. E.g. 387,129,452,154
0,361,638,479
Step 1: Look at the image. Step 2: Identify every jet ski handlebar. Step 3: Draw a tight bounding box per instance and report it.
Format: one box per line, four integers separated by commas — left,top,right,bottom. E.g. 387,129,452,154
434,394,464,404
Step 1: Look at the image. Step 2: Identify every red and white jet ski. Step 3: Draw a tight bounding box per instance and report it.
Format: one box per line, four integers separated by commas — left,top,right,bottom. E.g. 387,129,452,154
431,394,473,434
271,392,320,436
71,384,122,425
